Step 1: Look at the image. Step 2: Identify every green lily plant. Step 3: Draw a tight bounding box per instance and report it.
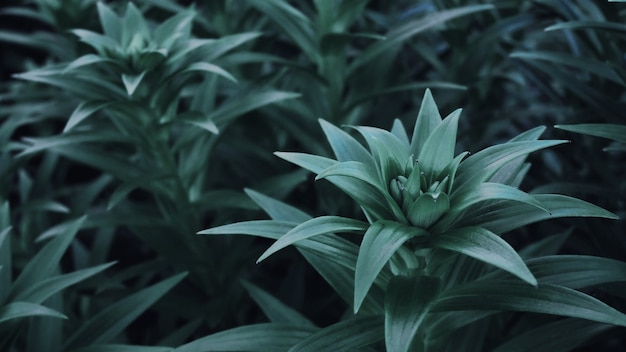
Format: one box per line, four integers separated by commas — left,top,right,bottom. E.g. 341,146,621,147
200,90,626,352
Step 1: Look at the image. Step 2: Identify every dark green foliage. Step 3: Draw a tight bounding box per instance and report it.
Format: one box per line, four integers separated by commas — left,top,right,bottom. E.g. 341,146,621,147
1,0,626,351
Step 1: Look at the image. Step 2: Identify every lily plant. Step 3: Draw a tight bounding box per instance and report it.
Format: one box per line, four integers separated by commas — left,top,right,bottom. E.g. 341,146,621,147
200,90,626,352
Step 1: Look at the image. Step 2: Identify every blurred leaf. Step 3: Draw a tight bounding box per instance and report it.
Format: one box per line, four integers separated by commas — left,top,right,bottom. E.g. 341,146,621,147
242,281,314,327
64,101,111,132
73,346,173,352
0,302,66,323
545,20,626,34
121,71,146,96
319,119,372,164
556,124,626,144
183,62,237,83
64,272,187,349
210,91,301,126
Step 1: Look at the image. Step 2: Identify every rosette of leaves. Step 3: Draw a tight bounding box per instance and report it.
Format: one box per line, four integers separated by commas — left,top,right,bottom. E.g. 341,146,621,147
201,90,626,352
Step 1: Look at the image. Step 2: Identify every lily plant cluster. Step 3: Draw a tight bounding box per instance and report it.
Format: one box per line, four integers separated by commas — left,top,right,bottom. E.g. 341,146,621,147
202,90,625,351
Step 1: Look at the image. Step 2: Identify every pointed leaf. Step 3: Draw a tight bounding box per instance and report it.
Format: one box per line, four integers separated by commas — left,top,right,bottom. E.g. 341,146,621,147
418,109,461,179
407,192,450,229
429,226,537,285
450,182,548,213
556,124,626,144
242,281,314,327
245,189,311,223
258,216,368,262
527,255,626,289
319,119,372,163
210,91,301,126
0,302,66,323
97,2,122,42
64,101,112,132
411,89,441,155
183,62,237,83
64,54,113,73
121,71,147,96
434,281,626,326
70,345,173,352
355,221,428,313
198,220,296,239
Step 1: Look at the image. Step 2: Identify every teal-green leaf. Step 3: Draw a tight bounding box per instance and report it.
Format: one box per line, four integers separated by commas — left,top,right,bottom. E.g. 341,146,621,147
9,216,86,300
527,255,626,289
210,91,301,126
64,272,187,349
418,109,461,180
198,220,296,240
407,192,450,229
258,216,369,263
64,101,112,132
411,89,441,156
174,323,318,352
434,281,626,326
245,189,311,223
545,20,626,35
0,302,66,323
449,182,548,214
121,71,147,96
97,2,122,42
183,62,237,83
428,227,537,286
14,262,115,303
72,345,173,352
385,275,441,352
319,119,373,163
556,124,626,144
288,316,384,352
355,221,428,313
64,54,113,73
71,29,119,54
274,152,337,175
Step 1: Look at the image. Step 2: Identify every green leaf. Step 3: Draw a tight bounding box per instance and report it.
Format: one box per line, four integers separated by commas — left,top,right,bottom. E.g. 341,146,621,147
449,182,548,216
287,316,384,352
385,275,441,352
210,91,301,126
527,255,626,289
64,101,112,132
545,20,626,35
452,140,567,197
121,71,147,96
491,318,613,352
351,126,409,187
64,272,187,349
97,2,122,42
411,89,441,156
428,227,537,286
9,216,86,300
418,109,461,180
470,194,618,234
319,119,372,163
174,323,318,352
198,220,295,239
121,3,149,48
556,124,626,144
275,152,338,175
0,302,66,323
407,192,450,229
183,62,237,83
258,216,369,263
64,54,114,73
434,281,626,326
71,29,119,54
355,221,428,313
242,281,314,327
15,262,115,303
245,189,311,223
348,5,494,75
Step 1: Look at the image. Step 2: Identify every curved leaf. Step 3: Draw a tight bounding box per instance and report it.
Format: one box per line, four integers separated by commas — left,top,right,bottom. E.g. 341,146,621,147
355,221,428,313
258,216,368,262
319,119,373,164
0,302,66,323
242,281,314,327
428,227,537,285
556,124,626,144
418,109,461,180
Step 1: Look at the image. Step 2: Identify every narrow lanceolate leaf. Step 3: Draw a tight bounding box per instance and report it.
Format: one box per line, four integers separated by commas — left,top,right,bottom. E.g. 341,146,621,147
242,281,314,327
174,324,318,352
0,302,66,323
274,152,337,174
97,2,123,42
210,91,301,126
556,124,626,144
385,275,441,352
525,255,626,290
418,109,461,180
319,119,373,164
183,62,237,83
355,221,428,313
244,189,311,223
72,345,173,352
288,316,384,352
470,194,618,235
428,227,537,286
9,216,86,299
258,216,369,263
452,140,568,197
64,273,187,349
407,192,450,229
14,262,116,303
448,182,548,215
411,89,442,154
545,21,626,34
64,101,112,132
199,220,295,239
434,281,626,326
491,318,613,352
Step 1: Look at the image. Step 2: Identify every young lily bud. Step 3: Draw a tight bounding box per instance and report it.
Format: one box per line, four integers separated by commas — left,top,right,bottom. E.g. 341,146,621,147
407,192,450,229
389,178,404,204
405,162,422,199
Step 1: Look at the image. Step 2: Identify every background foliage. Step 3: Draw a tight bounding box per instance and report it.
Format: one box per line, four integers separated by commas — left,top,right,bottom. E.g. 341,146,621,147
0,0,625,351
